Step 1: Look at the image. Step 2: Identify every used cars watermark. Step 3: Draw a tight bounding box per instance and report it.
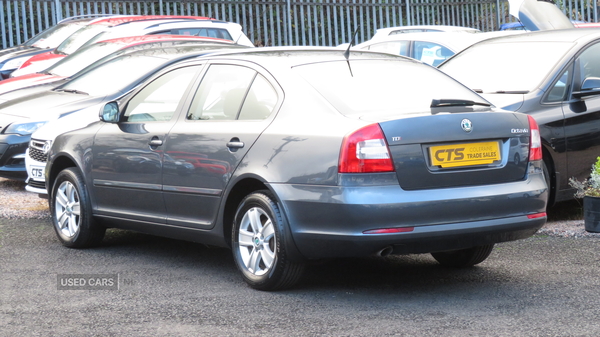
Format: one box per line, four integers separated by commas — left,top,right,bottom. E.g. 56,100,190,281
57,273,118,290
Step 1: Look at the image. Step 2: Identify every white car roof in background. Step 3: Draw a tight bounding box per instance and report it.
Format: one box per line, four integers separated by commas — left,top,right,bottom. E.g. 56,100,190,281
355,30,523,53
91,19,255,47
371,25,481,40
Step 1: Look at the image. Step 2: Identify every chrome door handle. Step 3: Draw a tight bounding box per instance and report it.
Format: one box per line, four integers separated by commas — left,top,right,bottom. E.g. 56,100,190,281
226,141,244,148
149,139,163,147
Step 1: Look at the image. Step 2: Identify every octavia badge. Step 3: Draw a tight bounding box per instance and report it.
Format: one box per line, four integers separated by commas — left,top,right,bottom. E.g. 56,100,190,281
461,119,473,133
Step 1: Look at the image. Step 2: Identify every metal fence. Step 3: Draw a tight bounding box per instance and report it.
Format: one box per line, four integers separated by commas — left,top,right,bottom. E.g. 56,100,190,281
1,0,599,49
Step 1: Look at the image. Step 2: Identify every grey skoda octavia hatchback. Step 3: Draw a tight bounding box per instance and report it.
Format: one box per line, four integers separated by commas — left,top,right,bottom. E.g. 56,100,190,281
46,47,548,290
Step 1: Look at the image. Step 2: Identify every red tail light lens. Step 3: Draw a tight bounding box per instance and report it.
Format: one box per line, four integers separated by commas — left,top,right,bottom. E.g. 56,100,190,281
339,124,395,173
528,115,542,162
527,212,546,219
363,227,414,234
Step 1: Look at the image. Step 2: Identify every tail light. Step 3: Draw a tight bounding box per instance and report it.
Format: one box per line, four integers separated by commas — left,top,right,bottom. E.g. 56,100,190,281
339,124,395,173
528,115,542,161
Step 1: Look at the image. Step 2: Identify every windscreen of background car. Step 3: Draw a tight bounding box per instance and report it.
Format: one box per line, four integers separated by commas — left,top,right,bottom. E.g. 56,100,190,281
57,54,170,96
45,41,125,77
296,59,487,117
439,41,574,93
54,24,109,55
26,21,89,49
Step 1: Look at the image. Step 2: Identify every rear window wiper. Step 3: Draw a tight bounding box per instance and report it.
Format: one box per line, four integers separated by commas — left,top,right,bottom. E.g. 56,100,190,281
54,88,88,95
472,89,529,94
430,99,491,108
494,90,529,94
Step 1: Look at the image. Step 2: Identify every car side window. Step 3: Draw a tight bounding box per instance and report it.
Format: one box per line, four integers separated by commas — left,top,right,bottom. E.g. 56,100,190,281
238,74,278,120
546,68,571,103
362,41,410,57
186,64,257,120
575,42,600,91
124,66,199,122
413,41,453,66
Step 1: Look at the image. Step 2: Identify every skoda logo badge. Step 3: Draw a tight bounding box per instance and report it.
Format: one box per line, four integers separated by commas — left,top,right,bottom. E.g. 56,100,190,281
461,119,473,133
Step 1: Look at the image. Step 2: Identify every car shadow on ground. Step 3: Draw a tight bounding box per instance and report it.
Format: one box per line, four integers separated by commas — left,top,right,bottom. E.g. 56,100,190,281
93,227,508,292
547,199,583,221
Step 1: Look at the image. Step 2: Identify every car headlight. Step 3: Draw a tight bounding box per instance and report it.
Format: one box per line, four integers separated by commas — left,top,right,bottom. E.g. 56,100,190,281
3,121,47,135
0,56,31,71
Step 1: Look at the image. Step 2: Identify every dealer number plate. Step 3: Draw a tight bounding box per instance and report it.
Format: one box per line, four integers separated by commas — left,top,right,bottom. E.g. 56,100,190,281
29,166,44,179
429,141,501,168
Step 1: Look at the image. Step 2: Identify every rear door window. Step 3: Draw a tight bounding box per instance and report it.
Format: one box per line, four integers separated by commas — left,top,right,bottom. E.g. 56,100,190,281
238,74,278,120
187,64,256,120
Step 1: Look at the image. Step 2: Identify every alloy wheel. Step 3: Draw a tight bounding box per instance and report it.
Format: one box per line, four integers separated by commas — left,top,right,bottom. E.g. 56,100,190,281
236,206,276,276
54,180,81,238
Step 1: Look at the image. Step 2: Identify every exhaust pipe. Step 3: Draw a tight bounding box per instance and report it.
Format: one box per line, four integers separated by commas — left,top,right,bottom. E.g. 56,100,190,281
375,246,393,257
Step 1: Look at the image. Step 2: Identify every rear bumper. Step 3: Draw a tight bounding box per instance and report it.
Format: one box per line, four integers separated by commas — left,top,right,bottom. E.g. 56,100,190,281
269,165,547,259
286,214,544,258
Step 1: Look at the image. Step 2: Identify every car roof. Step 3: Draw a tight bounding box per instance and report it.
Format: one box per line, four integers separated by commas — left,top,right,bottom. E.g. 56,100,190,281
80,43,248,69
88,15,213,26
464,28,600,45
185,46,408,68
98,34,234,46
354,31,522,52
373,25,480,37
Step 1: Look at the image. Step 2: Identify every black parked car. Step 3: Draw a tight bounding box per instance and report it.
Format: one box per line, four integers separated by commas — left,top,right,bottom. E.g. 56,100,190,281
46,47,547,290
440,28,600,205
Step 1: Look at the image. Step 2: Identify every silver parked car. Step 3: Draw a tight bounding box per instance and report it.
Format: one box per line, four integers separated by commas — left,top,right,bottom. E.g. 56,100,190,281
46,47,548,290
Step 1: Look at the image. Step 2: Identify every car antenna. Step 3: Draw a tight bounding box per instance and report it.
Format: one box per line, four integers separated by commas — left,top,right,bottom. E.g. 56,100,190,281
344,27,360,76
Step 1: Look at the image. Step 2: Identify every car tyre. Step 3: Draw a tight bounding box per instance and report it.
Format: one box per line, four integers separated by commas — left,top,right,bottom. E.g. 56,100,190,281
51,167,105,248
232,190,304,290
430,244,494,268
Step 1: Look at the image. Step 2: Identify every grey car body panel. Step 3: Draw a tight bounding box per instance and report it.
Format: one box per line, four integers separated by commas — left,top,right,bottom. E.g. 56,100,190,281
47,48,548,259
380,112,531,190
271,167,546,258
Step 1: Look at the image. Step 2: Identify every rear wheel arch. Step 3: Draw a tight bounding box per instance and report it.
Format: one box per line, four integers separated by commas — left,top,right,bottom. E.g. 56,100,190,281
221,177,305,263
222,177,270,248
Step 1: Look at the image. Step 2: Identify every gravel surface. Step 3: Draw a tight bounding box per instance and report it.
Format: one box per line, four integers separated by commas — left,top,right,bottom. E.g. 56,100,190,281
1,177,598,238
0,178,49,219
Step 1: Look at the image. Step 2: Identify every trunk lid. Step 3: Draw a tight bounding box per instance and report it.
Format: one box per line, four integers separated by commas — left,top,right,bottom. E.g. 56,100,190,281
378,111,531,190
509,0,574,31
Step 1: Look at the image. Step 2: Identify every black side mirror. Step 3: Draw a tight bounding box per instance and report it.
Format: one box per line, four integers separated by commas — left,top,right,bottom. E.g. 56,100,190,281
100,102,119,123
